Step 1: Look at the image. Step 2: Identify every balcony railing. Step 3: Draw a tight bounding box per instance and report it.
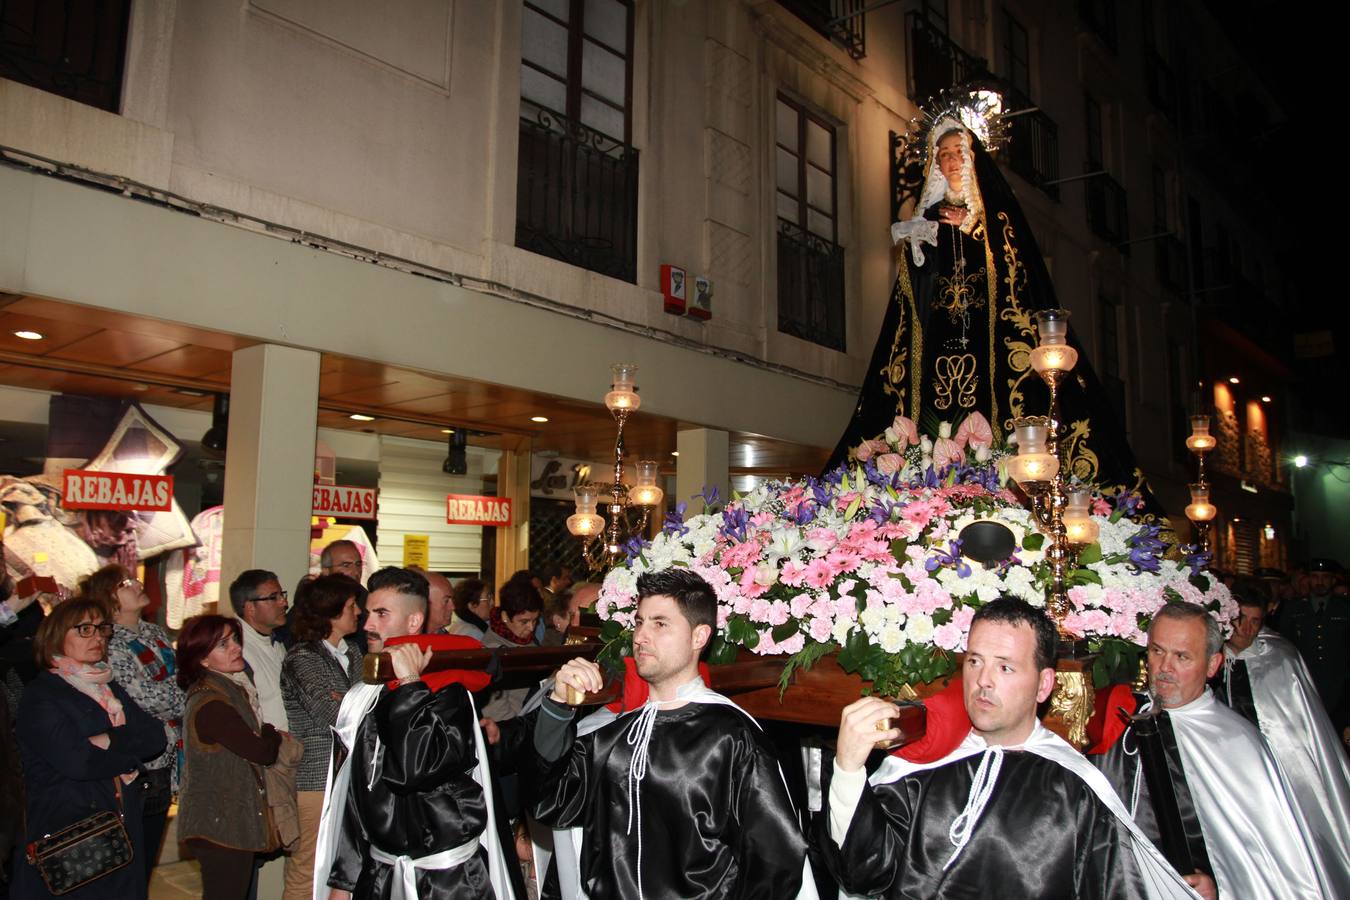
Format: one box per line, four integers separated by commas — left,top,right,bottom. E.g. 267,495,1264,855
515,108,639,284
0,0,131,112
1002,88,1060,199
778,219,846,351
777,0,866,59
1085,172,1128,247
907,11,988,102
1154,234,1187,292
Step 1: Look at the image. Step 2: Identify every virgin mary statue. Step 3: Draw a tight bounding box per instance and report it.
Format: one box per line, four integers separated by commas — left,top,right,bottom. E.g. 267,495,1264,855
826,92,1162,516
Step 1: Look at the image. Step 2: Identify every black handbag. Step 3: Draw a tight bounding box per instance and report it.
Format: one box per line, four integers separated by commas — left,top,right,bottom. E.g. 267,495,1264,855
24,780,134,895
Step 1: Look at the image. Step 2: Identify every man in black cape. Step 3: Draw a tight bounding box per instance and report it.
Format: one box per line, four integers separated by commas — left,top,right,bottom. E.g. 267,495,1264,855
817,597,1195,898
528,568,815,899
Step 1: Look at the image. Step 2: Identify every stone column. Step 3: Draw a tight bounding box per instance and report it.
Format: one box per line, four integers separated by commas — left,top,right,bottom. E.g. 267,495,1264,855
675,428,729,516
220,343,321,599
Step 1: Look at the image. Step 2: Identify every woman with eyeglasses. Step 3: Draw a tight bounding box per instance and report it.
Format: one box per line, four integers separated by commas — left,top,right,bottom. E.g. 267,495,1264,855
278,575,363,900
83,564,185,883
11,598,166,900
176,615,282,900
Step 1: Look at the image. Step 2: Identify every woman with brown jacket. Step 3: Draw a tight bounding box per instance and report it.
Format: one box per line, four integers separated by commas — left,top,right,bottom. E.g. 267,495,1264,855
176,615,280,900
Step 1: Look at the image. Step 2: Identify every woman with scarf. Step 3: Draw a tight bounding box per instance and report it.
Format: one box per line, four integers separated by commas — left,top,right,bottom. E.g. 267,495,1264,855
11,598,166,900
479,577,544,722
176,615,281,900
279,575,363,900
86,564,184,882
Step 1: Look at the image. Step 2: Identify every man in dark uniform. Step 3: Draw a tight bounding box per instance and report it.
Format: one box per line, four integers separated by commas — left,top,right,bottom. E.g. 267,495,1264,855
1282,558,1350,733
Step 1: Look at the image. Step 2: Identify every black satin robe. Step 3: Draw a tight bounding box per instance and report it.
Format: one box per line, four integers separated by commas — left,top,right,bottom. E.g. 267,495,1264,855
329,681,494,899
529,700,807,899
817,750,1148,899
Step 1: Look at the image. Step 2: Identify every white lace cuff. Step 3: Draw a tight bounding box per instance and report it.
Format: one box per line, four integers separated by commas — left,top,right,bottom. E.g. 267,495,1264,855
891,218,939,266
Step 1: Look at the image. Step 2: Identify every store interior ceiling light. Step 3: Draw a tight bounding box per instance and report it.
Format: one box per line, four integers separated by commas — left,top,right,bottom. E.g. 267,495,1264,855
671,451,679,457
13,330,43,340
530,415,549,423
1261,395,1272,403
349,413,375,421
441,428,455,434
1228,376,1240,384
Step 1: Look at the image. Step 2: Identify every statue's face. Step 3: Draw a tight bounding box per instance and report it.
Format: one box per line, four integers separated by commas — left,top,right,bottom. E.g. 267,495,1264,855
936,131,965,195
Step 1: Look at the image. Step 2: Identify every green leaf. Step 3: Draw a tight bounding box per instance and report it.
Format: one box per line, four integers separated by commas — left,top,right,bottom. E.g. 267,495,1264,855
1023,533,1045,551
707,635,740,666
599,619,625,642
1076,542,1103,565
771,621,799,643
1071,568,1102,585
889,538,910,559
1188,573,1211,592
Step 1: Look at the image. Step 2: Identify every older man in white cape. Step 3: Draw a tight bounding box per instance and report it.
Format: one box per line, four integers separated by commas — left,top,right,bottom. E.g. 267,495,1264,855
1215,590,1350,896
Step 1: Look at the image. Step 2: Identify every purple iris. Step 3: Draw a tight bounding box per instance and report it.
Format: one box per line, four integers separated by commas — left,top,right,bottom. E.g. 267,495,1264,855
622,535,648,562
696,485,721,510
719,504,750,543
1127,524,1165,573
924,539,972,578
662,501,690,537
1114,490,1144,517
1181,543,1212,576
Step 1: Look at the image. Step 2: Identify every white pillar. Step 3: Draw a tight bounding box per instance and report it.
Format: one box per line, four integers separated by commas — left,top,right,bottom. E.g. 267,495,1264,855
675,428,729,515
221,344,320,598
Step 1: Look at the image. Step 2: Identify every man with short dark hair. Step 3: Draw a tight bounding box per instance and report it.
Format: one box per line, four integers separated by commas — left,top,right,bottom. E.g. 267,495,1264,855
319,566,518,899
320,540,365,583
822,597,1196,899
1283,558,1349,728
1212,588,1350,897
1095,601,1330,899
229,568,290,729
532,568,814,899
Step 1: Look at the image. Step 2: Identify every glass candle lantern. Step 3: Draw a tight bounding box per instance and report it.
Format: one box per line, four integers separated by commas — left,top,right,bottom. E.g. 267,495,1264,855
629,460,664,507
1185,415,1216,454
567,484,605,537
1005,417,1060,489
1029,309,1080,376
1062,485,1099,545
604,363,641,413
1184,483,1217,523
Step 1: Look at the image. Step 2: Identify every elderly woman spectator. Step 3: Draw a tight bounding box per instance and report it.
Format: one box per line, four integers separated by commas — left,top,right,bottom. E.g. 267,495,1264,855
447,577,492,641
279,575,362,900
11,598,165,900
176,615,281,900
85,564,184,882
479,578,544,721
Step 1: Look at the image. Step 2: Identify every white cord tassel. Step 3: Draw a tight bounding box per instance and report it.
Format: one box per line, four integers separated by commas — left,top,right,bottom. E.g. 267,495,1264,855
367,736,384,791
621,678,704,900
944,747,1004,870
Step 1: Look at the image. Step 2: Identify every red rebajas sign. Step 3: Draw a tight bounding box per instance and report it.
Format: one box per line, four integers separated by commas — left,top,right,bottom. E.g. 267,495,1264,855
312,485,378,520
63,469,174,511
446,494,512,527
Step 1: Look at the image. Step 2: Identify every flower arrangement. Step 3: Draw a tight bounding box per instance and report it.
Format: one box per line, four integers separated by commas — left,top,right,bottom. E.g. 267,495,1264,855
596,413,1236,696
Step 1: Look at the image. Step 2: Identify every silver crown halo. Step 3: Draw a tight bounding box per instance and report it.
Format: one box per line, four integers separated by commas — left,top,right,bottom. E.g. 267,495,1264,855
901,84,1012,165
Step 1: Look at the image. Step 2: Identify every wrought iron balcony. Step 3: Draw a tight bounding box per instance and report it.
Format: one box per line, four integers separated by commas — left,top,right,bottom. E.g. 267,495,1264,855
907,11,988,103
1154,233,1187,293
515,108,639,284
1001,88,1060,200
1085,172,1128,247
777,218,846,351
777,0,867,59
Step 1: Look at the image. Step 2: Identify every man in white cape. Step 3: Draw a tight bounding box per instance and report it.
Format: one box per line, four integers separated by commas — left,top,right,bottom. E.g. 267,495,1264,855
312,567,517,900
1214,589,1350,895
820,597,1199,899
1094,600,1331,900
529,568,818,899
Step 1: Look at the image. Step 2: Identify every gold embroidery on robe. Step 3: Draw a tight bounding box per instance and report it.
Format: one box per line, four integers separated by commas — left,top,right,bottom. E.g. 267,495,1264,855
933,353,979,411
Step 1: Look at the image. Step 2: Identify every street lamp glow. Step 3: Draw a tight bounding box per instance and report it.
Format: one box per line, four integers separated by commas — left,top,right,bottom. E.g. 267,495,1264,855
1293,454,1308,469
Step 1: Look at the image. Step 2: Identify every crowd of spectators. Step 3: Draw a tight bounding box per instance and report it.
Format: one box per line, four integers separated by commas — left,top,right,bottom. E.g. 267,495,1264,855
0,543,591,899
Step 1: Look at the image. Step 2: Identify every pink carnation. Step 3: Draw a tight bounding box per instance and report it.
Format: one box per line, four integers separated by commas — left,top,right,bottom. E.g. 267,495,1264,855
808,616,834,643
748,598,774,624
933,622,965,651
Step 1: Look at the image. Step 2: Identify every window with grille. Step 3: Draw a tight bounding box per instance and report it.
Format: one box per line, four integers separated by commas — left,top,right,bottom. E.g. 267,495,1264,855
0,0,131,112
1085,94,1103,168
776,94,845,351
516,0,638,282
1002,10,1030,97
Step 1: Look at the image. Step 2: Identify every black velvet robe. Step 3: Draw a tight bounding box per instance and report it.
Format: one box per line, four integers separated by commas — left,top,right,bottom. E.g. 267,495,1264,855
329,681,494,900
817,750,1149,899
529,699,808,899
